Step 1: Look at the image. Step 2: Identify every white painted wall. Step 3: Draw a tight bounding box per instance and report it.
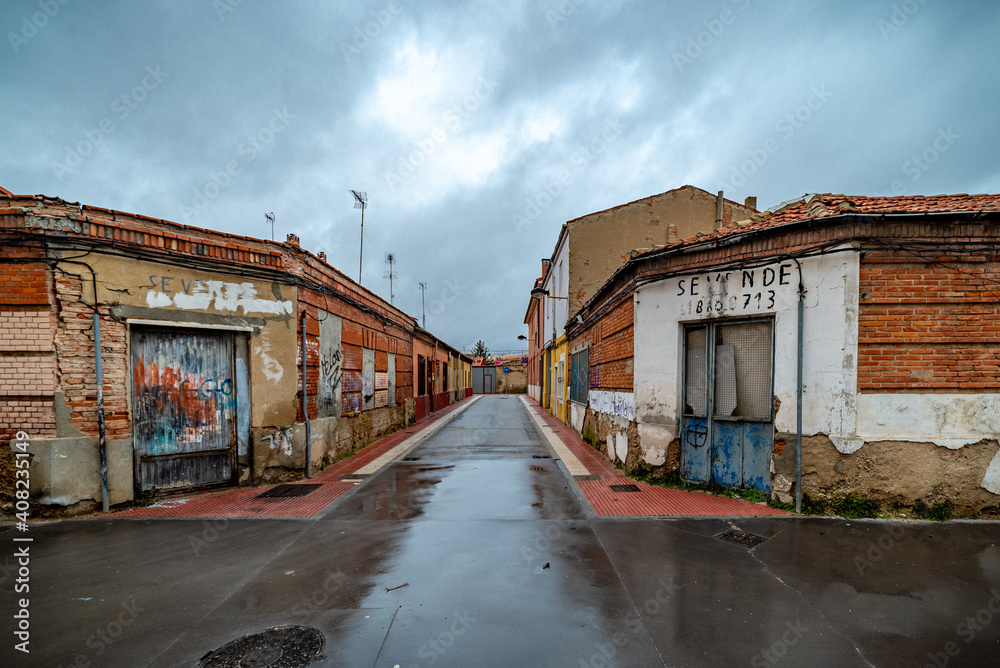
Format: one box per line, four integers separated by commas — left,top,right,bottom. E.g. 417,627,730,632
633,250,859,465
542,236,570,347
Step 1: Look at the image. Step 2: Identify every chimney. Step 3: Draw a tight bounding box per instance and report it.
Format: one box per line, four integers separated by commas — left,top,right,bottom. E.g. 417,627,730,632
745,196,757,210
317,252,327,262
715,190,724,230
285,233,299,247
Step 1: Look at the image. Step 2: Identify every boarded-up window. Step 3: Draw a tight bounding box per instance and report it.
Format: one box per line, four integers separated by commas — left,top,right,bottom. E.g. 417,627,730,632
570,348,589,404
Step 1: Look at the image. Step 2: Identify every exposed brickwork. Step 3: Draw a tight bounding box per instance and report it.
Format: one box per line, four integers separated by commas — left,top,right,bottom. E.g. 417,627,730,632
0,245,57,441
0,310,55,351
858,252,1000,391
0,355,55,394
53,269,130,438
571,296,633,392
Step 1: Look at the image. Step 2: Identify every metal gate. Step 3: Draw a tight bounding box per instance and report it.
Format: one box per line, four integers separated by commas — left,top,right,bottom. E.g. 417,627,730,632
681,319,773,491
131,328,241,493
472,366,496,394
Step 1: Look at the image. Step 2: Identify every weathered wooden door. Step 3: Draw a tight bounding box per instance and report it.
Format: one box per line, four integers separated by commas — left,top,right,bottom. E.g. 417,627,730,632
131,328,238,493
681,319,774,491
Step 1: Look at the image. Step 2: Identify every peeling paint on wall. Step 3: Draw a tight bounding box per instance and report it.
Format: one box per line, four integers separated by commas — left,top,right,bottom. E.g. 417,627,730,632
253,330,284,384
614,431,628,462
856,393,1000,448
145,277,293,315
982,451,1000,494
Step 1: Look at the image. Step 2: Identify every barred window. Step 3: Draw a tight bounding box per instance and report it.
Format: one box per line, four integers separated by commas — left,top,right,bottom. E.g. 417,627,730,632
570,347,590,404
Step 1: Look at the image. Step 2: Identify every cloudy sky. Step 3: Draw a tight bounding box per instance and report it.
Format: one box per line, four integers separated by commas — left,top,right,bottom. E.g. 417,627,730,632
2,0,998,353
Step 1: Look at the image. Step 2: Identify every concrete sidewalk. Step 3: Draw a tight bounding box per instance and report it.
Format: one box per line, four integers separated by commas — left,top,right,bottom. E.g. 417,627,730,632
519,395,793,517
114,396,480,519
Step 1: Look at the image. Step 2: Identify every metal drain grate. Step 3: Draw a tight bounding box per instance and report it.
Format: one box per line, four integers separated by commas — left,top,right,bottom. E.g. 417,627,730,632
532,455,551,459
198,625,325,667
574,474,603,481
338,474,368,480
256,484,323,499
715,528,770,549
609,484,641,493
402,456,421,461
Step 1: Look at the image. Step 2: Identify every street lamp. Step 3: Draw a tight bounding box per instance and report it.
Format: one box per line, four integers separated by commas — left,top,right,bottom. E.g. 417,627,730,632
529,287,568,341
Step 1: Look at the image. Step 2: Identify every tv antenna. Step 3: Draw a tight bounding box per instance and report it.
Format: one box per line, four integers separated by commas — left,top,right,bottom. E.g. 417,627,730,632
265,212,275,241
384,252,397,305
350,190,368,284
418,282,427,329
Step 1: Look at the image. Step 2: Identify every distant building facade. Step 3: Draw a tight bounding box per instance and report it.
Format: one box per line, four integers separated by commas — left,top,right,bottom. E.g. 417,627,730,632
526,185,757,425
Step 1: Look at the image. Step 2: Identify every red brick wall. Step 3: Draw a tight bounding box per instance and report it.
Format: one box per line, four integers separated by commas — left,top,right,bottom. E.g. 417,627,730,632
572,296,634,392
858,252,1000,392
0,245,57,441
297,285,415,420
53,269,130,438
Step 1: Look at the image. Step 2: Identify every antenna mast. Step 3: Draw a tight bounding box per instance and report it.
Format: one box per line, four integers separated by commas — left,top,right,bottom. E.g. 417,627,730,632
418,282,427,328
384,252,397,305
350,190,368,284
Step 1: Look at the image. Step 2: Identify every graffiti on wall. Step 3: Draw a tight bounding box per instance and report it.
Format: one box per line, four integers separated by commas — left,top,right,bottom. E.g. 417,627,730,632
589,390,635,421
261,428,294,457
319,349,343,412
318,312,343,419
132,357,234,453
145,275,293,315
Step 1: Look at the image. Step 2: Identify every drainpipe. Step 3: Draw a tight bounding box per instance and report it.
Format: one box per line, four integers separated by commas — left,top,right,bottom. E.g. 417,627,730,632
94,303,109,513
794,258,805,514
301,312,311,479
60,260,108,512
715,190,724,230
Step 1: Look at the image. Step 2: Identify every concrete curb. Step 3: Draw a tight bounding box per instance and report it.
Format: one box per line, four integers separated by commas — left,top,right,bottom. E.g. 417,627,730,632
517,395,597,519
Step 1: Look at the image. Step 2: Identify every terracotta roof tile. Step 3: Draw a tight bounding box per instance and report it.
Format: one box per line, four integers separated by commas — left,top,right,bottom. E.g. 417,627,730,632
633,192,1000,259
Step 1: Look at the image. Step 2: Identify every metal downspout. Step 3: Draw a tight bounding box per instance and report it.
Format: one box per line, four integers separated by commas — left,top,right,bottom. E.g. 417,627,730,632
94,305,108,513
301,312,311,479
794,259,805,514
59,260,109,512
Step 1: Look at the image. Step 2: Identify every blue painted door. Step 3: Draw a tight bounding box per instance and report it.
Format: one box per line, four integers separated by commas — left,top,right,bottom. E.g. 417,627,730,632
682,320,774,491
681,326,710,483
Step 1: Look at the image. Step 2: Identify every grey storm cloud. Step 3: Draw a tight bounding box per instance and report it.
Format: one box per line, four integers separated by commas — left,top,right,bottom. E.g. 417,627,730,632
2,0,999,353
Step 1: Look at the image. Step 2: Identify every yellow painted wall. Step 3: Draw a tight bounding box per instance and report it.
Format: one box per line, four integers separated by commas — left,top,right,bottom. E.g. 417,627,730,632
546,336,569,423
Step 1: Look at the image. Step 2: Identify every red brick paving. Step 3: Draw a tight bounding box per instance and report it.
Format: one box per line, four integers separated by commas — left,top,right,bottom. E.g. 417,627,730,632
522,397,793,518
114,398,473,519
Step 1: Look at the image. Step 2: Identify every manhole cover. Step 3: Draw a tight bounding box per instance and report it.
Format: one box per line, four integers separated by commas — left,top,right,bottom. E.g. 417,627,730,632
715,528,770,549
198,625,324,667
609,484,641,493
574,475,603,481
256,484,323,499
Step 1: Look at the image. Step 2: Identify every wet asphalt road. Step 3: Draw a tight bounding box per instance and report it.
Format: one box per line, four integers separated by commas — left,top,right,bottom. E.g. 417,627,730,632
4,395,1000,667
